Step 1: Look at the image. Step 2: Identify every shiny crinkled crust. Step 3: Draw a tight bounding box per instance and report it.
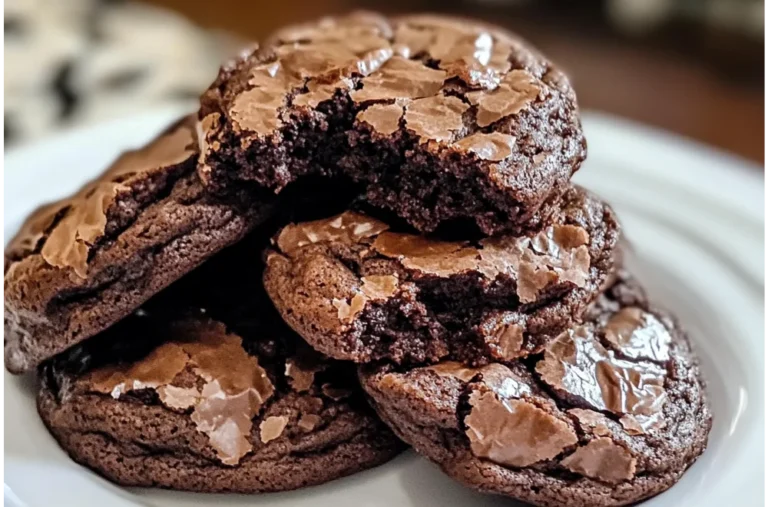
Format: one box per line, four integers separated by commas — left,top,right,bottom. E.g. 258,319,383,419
37,310,405,493
199,11,586,235
264,185,620,366
359,272,711,507
4,117,275,375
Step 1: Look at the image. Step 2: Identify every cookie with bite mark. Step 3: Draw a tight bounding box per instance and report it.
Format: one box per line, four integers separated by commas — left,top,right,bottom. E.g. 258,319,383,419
199,11,586,235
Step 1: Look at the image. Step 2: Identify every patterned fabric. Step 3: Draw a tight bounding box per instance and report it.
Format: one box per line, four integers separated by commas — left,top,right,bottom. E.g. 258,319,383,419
5,0,231,146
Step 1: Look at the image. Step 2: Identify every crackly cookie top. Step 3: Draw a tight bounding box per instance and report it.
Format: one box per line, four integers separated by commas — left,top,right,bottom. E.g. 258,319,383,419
5,117,196,278
365,292,696,488
65,314,355,466
84,319,274,465
461,301,672,471
536,324,668,421
455,306,670,484
199,12,578,172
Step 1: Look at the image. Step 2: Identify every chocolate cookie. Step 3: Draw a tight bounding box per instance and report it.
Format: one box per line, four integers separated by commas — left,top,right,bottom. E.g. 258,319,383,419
264,185,619,365
360,271,711,507
38,306,405,492
199,11,585,235
5,116,274,374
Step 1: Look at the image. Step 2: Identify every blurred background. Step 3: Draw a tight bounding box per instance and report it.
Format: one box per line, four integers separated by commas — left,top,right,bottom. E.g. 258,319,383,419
5,0,764,164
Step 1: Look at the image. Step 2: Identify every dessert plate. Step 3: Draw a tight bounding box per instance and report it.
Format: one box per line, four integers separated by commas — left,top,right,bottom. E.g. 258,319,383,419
4,106,764,507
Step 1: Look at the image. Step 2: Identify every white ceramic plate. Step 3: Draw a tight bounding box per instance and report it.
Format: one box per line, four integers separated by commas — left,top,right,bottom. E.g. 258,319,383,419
4,106,765,507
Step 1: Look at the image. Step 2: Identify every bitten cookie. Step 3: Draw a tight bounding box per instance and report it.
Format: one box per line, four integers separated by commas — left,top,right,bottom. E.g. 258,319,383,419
38,307,405,492
4,116,275,374
264,186,619,365
360,272,711,507
199,11,586,235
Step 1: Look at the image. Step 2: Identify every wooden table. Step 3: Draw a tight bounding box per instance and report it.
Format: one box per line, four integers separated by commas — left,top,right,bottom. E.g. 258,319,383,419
148,0,764,165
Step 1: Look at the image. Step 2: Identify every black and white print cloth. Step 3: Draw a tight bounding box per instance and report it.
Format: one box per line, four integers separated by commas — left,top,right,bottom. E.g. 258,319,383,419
5,0,231,145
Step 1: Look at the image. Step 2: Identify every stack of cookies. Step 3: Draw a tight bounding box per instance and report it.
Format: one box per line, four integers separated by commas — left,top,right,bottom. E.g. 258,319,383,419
5,12,711,507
